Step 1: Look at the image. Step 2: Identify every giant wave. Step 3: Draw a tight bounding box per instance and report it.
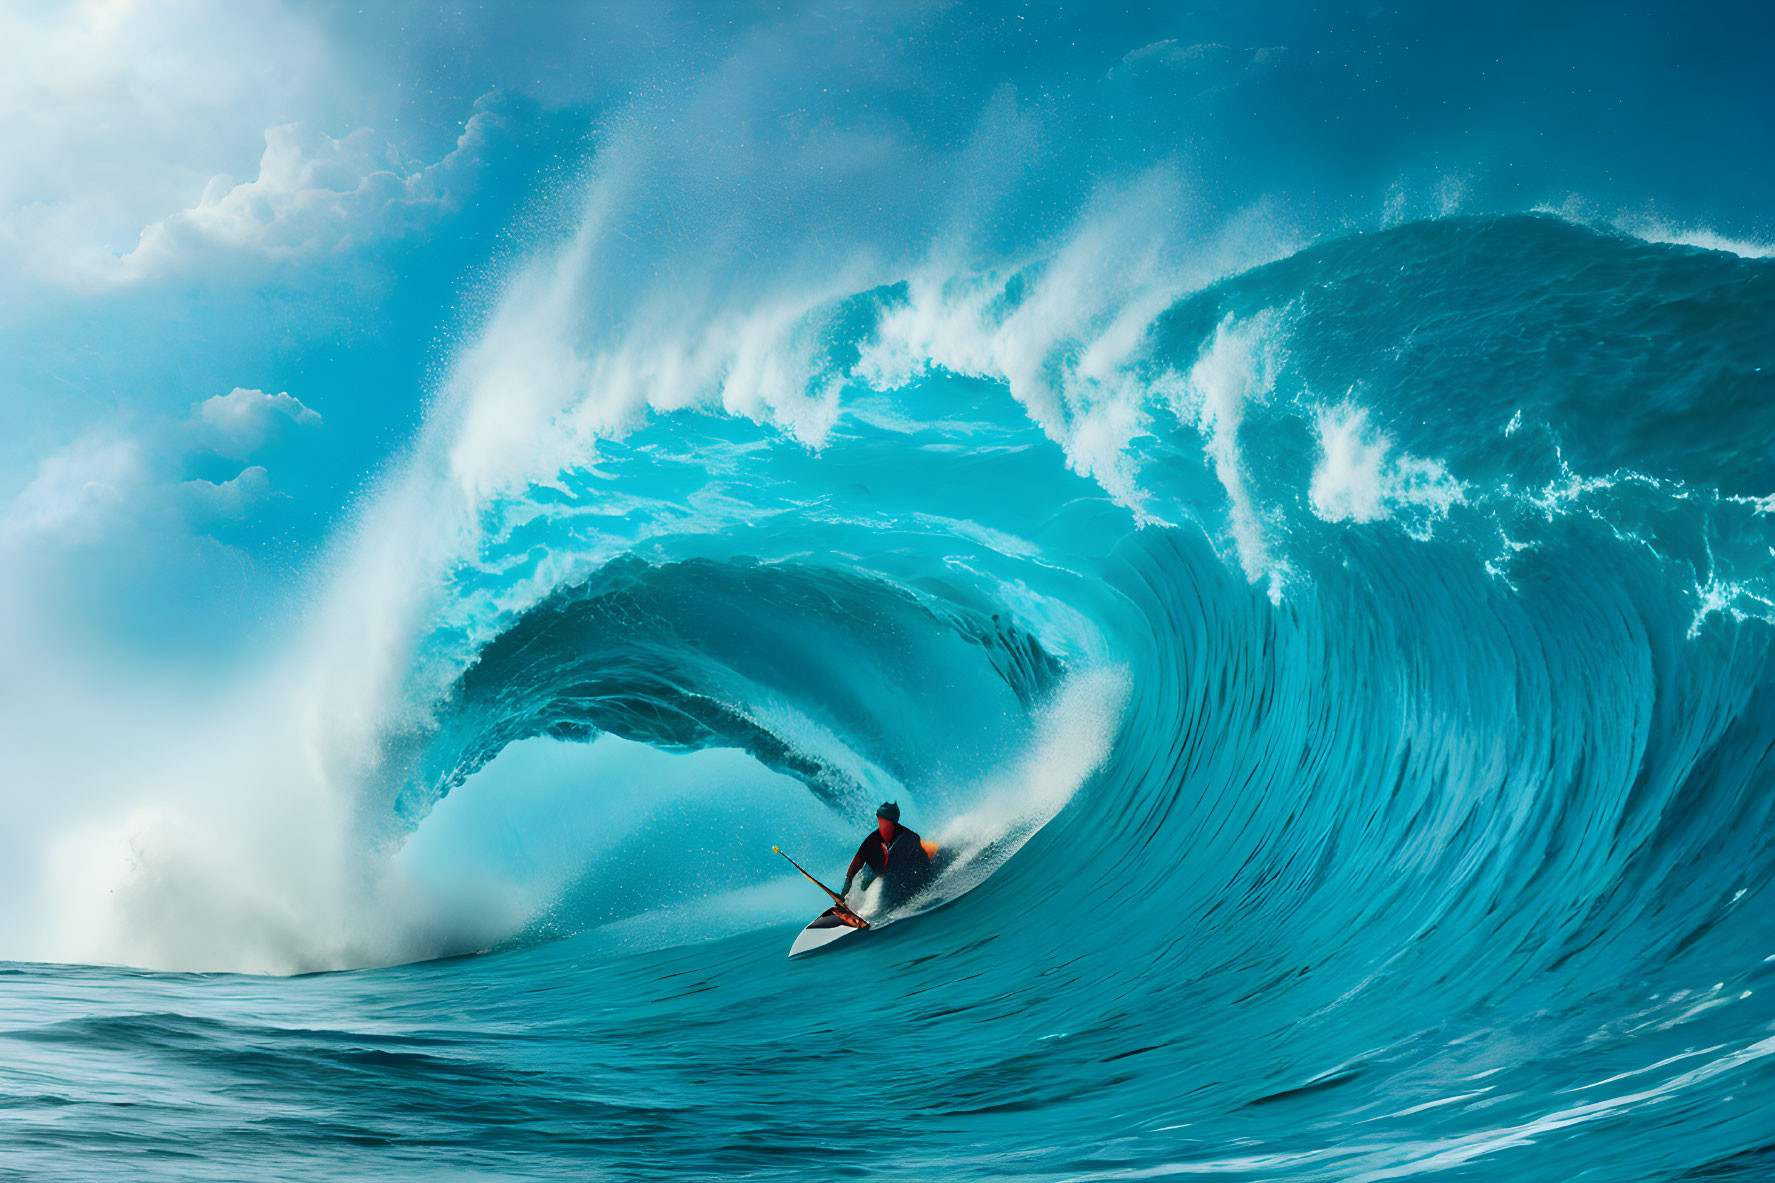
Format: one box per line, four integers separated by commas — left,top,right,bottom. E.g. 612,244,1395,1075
11,207,1775,1179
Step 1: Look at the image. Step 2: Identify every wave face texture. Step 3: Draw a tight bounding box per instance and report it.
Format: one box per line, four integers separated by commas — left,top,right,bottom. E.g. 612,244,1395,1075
12,212,1774,1181
8,16,1775,1183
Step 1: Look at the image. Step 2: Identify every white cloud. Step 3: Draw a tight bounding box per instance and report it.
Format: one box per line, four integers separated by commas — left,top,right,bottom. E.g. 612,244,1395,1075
0,0,333,285
113,105,496,282
0,1,494,290
196,387,322,458
2,384,322,548
0,434,145,545
181,465,276,520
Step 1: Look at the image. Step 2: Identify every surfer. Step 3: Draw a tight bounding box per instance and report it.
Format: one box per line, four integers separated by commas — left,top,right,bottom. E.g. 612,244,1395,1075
839,801,934,908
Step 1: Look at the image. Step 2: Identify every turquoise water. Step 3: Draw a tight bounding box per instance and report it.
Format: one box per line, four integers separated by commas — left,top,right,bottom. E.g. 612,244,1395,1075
10,215,1775,1180
5,6,1775,1181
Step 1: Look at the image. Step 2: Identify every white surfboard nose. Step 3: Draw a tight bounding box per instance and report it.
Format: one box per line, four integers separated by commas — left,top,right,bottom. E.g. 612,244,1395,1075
788,908,868,957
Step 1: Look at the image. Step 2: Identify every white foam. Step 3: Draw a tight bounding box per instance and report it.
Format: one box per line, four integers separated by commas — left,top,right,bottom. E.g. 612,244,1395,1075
1614,214,1775,260
1174,312,1288,602
1309,403,1466,536
856,174,1298,517
1533,198,1775,261
886,665,1129,921
35,668,524,974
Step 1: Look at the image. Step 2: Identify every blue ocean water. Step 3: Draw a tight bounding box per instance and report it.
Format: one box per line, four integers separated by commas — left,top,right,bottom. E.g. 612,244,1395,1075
4,6,1775,1182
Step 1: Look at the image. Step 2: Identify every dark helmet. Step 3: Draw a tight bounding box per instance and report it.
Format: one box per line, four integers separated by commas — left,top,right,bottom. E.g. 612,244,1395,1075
876,801,901,822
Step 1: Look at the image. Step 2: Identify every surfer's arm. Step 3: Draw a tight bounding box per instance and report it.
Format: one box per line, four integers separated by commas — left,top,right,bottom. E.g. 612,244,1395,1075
841,845,870,895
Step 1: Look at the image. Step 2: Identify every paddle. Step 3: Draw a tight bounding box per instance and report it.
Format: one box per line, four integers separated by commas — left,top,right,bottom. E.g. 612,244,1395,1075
773,845,870,929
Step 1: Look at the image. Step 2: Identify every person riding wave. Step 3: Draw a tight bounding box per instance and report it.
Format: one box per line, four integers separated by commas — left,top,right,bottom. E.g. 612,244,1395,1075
840,801,934,910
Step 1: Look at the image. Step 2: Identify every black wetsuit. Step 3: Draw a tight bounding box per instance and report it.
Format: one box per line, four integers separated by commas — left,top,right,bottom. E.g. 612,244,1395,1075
846,825,933,906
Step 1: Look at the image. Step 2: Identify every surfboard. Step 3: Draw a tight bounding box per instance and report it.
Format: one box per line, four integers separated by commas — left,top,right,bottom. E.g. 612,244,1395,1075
788,905,869,958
